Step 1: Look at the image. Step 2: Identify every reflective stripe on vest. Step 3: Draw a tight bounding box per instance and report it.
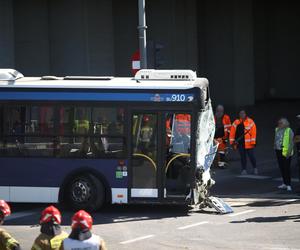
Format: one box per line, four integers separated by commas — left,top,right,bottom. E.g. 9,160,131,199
50,232,68,249
75,120,89,130
6,238,19,249
63,234,100,250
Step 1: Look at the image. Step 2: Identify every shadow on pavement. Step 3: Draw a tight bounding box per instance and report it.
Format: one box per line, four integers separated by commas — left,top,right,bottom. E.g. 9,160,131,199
5,203,192,227
230,214,300,223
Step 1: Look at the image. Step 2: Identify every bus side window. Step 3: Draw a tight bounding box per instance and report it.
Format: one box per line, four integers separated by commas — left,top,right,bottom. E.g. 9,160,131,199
2,105,26,157
58,106,125,158
24,106,55,157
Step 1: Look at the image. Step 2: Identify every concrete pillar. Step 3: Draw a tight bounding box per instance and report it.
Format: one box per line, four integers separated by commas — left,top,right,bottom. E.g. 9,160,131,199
198,0,255,107
49,0,115,76
0,0,14,68
198,0,235,106
253,0,268,101
232,0,255,106
14,0,50,76
83,0,115,75
146,0,198,70
113,0,138,76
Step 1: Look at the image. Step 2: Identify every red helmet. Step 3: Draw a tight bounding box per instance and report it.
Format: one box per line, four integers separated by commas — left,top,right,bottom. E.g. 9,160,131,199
71,210,93,230
143,115,150,122
0,200,11,218
40,206,62,225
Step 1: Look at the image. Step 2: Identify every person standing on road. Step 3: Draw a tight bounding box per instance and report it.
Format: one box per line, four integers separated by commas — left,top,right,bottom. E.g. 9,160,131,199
60,210,107,250
274,118,294,192
32,206,68,250
214,105,231,168
230,110,257,175
0,200,21,250
294,115,300,182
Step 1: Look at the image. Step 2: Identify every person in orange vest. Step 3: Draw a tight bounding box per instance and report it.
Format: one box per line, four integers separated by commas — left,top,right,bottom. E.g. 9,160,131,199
175,114,191,136
166,114,191,153
230,110,257,175
0,200,21,250
60,210,107,250
32,206,68,250
214,105,231,168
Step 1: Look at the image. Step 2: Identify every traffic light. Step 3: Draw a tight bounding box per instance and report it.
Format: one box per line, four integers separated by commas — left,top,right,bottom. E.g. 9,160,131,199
147,40,164,69
154,42,164,69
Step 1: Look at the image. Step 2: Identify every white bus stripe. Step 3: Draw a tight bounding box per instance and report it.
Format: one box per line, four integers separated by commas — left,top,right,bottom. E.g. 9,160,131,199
228,209,255,217
120,235,155,244
177,221,209,230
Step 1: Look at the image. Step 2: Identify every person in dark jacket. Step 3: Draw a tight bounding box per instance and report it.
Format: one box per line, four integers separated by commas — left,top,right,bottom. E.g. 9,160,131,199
294,115,300,182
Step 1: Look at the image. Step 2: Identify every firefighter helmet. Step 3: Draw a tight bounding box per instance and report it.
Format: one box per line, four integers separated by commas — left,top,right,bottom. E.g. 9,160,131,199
40,206,62,225
71,210,93,230
0,200,11,218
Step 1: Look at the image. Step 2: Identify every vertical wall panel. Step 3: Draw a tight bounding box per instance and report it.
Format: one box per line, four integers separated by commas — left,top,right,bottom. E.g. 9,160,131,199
14,0,50,75
0,0,14,68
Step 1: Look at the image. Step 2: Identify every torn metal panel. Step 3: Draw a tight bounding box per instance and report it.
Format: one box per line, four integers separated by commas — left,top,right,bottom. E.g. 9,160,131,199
191,101,233,214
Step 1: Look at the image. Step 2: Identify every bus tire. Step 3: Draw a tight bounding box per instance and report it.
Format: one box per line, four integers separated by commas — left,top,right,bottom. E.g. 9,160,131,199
66,174,105,212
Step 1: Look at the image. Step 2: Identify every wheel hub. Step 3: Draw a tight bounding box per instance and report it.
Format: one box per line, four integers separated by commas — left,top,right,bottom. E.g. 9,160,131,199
71,180,91,203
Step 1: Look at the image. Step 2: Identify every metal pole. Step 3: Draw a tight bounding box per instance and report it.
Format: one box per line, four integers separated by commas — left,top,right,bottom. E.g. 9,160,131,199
138,0,147,69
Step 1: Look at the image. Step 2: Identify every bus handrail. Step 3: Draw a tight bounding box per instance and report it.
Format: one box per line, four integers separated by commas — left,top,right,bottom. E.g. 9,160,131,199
165,153,190,173
133,153,157,170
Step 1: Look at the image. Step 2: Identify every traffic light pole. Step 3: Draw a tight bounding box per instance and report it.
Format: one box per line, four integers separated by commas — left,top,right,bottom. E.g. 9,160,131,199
138,0,147,69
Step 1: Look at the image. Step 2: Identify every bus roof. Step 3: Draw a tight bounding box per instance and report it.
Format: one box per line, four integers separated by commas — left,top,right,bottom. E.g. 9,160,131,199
0,69,208,91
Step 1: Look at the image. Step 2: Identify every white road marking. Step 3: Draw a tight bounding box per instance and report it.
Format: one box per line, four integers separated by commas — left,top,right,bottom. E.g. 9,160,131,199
113,216,149,223
5,210,38,221
275,199,298,206
236,175,271,179
177,221,209,230
120,235,155,244
228,209,255,217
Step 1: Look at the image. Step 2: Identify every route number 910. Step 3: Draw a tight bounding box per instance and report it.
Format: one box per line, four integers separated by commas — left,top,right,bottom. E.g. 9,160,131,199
171,94,186,102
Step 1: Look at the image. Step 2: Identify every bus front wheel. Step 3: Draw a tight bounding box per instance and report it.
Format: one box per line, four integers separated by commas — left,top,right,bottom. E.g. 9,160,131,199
66,174,105,212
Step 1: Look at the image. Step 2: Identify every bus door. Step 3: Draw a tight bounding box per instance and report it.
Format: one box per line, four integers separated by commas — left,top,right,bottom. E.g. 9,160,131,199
130,111,192,201
130,112,161,200
164,112,192,198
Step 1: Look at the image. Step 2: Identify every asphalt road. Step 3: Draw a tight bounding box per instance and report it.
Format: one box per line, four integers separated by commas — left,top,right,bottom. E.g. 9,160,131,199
2,158,300,250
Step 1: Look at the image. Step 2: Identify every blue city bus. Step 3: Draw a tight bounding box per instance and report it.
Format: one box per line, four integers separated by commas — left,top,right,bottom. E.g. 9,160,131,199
0,69,216,211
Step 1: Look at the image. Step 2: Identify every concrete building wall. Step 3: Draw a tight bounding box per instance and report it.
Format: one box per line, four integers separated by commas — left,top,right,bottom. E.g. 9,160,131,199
254,0,300,100
266,1,300,99
113,0,138,76
0,0,299,106
147,0,198,70
0,0,14,68
13,0,114,76
14,0,50,75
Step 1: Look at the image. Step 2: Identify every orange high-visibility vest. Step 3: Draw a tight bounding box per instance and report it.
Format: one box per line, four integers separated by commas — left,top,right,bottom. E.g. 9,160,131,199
214,114,231,139
175,114,191,135
230,117,257,149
